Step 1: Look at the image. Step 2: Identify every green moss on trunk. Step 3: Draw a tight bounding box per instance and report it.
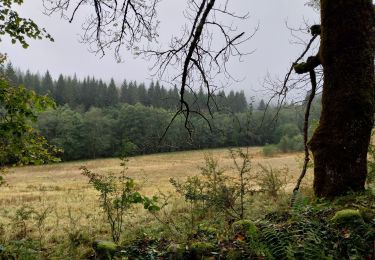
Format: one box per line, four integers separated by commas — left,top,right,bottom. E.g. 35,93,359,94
309,0,375,197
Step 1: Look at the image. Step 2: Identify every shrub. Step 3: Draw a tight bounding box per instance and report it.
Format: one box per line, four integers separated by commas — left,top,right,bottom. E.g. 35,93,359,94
81,158,160,243
170,151,256,225
232,220,257,240
262,144,279,157
0,239,41,259
167,243,185,259
277,134,304,153
11,206,34,240
256,164,289,198
274,123,301,143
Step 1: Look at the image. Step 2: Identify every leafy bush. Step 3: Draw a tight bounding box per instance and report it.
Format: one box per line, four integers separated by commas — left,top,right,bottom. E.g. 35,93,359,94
262,144,279,157
277,134,304,153
274,123,300,143
231,220,257,241
11,206,35,240
0,76,60,168
81,158,160,243
256,164,289,198
170,151,255,225
0,239,42,259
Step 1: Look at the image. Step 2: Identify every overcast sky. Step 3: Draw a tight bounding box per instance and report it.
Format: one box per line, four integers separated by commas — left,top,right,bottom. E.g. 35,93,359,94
0,1,319,99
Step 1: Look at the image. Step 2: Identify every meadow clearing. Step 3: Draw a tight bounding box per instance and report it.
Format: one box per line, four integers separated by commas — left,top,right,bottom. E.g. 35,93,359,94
0,147,312,257
1,147,307,206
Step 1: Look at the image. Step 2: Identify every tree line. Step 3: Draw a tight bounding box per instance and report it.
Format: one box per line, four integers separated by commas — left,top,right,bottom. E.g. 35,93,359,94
1,63,321,162
1,63,248,113
35,101,321,161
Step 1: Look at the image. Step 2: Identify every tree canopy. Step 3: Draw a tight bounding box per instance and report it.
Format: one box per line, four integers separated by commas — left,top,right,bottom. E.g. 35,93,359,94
0,0,53,48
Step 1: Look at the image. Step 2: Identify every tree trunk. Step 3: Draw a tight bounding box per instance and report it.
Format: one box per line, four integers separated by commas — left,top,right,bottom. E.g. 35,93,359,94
309,0,374,197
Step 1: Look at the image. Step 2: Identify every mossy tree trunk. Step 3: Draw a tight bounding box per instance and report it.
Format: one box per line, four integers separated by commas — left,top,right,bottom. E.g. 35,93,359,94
309,0,374,197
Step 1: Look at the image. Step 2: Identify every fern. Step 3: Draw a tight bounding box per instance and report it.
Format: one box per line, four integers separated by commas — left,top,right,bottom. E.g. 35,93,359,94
290,191,309,213
258,221,291,259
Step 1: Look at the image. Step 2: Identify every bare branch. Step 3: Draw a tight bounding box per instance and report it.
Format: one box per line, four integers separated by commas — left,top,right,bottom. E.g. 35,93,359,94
43,0,160,61
291,68,317,203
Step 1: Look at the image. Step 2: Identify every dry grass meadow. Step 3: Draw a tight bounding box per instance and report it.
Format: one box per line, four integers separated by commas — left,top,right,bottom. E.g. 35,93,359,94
0,147,312,252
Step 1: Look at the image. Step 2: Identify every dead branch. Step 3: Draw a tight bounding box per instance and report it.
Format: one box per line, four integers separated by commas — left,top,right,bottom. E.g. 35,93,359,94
291,68,317,200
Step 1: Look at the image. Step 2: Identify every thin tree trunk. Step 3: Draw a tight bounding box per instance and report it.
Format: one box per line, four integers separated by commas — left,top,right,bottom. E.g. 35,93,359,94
309,0,374,197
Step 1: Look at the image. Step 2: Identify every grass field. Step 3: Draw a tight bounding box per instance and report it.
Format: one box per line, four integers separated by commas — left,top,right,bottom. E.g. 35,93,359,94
1,147,308,202
0,147,312,256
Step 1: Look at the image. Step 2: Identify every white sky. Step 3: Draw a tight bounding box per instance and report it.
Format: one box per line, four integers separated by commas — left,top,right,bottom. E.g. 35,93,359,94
0,0,319,100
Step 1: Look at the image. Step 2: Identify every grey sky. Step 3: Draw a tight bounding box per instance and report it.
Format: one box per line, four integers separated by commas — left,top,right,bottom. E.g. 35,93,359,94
0,1,319,99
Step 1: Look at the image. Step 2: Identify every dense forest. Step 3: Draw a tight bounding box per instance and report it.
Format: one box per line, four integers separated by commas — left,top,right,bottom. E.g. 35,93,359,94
2,63,321,161
0,63,248,112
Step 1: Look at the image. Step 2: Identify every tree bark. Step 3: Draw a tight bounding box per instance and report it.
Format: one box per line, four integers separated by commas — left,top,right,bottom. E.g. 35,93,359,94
309,0,375,197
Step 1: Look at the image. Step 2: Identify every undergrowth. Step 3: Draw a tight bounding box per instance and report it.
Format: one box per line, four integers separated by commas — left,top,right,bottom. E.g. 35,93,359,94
0,150,374,259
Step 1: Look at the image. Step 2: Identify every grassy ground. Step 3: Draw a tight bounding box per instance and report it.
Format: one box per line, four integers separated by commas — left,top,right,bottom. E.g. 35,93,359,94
2,147,306,195
0,147,313,257
0,148,373,259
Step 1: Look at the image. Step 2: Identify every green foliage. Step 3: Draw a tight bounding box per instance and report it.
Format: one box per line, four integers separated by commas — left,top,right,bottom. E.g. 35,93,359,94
121,139,139,157
275,123,300,143
0,239,42,259
231,220,257,240
167,243,185,259
0,75,60,168
11,205,34,239
256,164,289,198
81,158,160,242
196,225,218,240
277,134,304,153
189,241,215,257
120,233,162,259
2,65,323,162
257,191,375,260
0,0,53,48
171,151,256,224
262,144,279,157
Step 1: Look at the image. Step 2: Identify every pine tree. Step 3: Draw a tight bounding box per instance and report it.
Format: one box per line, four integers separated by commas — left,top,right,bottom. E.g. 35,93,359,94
54,74,66,105
257,99,266,111
41,71,54,96
137,83,147,105
5,62,18,86
148,81,155,106
120,80,128,103
106,78,119,106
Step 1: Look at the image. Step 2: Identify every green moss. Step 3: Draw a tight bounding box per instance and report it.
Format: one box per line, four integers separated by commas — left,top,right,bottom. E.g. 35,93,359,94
197,225,217,239
167,243,185,259
360,208,375,223
190,241,215,256
226,248,244,259
93,240,117,259
232,220,258,239
330,209,364,225
293,62,307,74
